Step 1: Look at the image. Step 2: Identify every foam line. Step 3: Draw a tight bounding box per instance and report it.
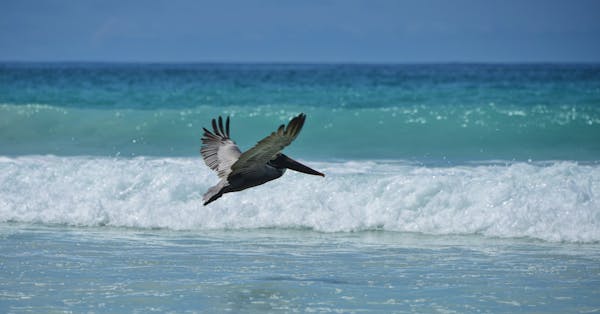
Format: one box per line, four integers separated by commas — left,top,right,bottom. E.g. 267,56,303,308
1,156,598,243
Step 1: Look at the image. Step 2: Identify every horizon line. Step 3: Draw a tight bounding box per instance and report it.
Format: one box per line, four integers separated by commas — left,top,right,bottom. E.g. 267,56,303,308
2,60,600,66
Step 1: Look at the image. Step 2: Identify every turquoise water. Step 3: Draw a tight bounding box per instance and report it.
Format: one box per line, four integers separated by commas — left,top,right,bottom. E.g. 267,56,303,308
1,63,600,312
1,63,599,160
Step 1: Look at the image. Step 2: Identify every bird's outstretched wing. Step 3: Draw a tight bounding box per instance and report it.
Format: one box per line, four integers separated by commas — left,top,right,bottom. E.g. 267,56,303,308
230,113,306,177
200,116,242,179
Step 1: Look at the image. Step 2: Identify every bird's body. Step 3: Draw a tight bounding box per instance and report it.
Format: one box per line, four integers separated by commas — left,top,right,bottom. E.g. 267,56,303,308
200,113,324,205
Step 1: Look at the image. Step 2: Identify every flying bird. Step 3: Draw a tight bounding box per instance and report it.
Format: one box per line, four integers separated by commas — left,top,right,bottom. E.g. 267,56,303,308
200,113,324,205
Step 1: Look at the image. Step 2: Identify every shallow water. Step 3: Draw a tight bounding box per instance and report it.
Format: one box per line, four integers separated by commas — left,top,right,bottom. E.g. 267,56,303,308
1,224,599,313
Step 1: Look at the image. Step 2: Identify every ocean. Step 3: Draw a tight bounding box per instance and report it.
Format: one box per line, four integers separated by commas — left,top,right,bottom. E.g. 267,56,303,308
1,63,599,313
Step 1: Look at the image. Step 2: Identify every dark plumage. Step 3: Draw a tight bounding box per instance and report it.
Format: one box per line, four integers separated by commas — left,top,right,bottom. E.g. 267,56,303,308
200,113,324,205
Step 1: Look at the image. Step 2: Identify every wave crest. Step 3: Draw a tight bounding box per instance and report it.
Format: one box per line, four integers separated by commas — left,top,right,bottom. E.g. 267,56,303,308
1,156,598,243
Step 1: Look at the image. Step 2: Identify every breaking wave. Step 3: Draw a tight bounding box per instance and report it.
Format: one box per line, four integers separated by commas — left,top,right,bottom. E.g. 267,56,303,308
1,156,598,243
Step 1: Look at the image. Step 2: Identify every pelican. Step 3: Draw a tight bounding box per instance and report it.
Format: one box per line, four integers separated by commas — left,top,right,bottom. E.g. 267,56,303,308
200,113,324,205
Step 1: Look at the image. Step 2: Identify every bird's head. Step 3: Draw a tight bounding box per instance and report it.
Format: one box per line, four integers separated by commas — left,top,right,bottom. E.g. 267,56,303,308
270,154,325,177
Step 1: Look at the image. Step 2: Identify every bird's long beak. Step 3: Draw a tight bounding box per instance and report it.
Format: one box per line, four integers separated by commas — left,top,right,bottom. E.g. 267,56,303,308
279,154,325,177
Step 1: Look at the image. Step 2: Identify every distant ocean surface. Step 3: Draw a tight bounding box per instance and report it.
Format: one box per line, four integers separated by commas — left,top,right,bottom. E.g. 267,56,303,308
1,63,599,313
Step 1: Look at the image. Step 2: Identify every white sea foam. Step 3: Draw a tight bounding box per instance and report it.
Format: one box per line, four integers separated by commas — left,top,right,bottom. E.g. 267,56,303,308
0,156,598,243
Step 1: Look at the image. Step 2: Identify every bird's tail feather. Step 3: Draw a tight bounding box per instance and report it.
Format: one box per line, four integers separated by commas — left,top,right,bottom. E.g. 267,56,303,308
203,180,228,206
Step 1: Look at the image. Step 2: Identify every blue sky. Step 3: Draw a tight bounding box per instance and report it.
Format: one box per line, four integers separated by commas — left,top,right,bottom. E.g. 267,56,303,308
1,0,599,63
